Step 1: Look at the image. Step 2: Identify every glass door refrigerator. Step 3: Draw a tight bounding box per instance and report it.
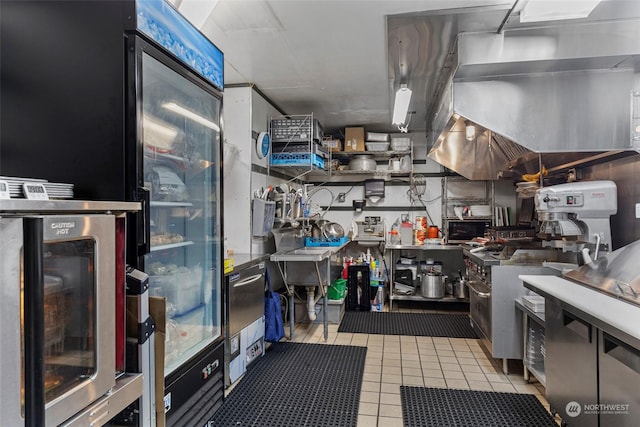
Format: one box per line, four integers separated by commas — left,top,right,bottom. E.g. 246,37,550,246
1,1,225,425
134,3,225,425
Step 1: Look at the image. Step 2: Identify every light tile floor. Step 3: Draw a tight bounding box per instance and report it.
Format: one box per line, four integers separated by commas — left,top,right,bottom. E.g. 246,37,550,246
282,303,562,427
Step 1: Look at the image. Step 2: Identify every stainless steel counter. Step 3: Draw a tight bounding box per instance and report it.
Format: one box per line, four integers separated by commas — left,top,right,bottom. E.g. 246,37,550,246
521,274,640,426
386,244,463,251
462,246,502,267
0,199,141,213
226,253,270,275
520,275,640,343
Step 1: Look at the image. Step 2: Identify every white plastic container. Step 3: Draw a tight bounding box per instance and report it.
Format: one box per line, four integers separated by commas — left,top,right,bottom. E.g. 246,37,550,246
365,142,390,151
150,266,203,315
391,137,411,152
365,132,389,142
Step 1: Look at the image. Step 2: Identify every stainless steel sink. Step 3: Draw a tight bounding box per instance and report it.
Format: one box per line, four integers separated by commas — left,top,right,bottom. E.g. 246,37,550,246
270,247,332,262
289,248,330,256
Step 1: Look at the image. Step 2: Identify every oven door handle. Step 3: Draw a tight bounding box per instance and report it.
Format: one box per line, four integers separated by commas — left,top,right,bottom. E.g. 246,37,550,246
468,281,491,298
23,217,46,427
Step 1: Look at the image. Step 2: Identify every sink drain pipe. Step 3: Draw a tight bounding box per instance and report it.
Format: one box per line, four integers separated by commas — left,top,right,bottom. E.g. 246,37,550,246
306,286,323,321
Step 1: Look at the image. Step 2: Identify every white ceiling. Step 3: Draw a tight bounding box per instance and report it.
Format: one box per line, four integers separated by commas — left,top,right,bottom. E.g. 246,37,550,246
177,0,635,138
193,0,513,136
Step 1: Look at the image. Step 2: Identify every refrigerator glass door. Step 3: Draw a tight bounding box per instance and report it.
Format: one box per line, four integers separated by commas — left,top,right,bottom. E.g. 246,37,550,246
140,52,222,375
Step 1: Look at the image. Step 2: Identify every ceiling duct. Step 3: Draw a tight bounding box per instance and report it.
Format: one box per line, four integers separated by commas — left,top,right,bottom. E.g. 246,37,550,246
428,18,640,180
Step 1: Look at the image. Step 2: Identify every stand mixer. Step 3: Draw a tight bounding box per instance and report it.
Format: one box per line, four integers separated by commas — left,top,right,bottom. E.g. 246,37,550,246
534,181,617,259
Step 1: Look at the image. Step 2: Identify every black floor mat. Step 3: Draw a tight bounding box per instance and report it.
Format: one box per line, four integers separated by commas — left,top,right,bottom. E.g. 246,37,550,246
211,342,367,426
337,311,478,338
400,386,557,427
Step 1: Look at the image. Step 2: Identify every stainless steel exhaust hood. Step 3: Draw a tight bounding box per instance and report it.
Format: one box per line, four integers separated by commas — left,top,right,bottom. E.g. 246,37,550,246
428,19,640,180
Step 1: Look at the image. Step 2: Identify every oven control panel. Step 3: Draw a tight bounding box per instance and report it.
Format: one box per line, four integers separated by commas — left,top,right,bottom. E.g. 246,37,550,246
465,257,491,285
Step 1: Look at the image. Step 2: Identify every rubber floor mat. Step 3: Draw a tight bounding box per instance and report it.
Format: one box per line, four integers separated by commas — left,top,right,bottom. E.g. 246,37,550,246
211,342,367,426
337,311,477,338
400,386,557,427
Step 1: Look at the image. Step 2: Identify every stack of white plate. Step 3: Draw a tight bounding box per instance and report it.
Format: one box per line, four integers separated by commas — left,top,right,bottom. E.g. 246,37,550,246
522,295,545,312
0,176,74,199
1,176,47,198
44,182,74,199
470,204,491,217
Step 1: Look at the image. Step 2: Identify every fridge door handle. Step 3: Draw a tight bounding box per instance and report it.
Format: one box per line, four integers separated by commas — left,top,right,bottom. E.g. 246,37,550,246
603,332,640,375
563,311,592,343
137,187,151,256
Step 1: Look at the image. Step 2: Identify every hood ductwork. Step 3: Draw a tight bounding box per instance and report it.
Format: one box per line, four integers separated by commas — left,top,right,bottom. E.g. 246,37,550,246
428,19,640,180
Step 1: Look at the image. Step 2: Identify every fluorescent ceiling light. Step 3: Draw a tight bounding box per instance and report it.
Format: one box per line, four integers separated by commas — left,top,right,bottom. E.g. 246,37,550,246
162,102,221,131
143,114,179,150
392,84,412,125
520,0,602,23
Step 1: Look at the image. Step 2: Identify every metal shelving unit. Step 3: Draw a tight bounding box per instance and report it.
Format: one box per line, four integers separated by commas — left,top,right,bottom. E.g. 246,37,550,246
386,244,467,309
515,298,546,387
441,175,495,241
268,113,326,181
308,142,414,182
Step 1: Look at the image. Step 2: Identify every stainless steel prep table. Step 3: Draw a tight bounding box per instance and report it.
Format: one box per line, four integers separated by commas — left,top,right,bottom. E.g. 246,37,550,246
521,274,640,426
270,242,349,341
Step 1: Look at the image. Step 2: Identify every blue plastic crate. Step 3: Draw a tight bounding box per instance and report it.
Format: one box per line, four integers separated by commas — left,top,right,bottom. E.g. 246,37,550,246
270,152,325,169
305,236,349,247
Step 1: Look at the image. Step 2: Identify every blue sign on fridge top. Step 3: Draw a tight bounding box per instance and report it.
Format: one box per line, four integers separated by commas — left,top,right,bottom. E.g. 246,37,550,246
136,0,224,90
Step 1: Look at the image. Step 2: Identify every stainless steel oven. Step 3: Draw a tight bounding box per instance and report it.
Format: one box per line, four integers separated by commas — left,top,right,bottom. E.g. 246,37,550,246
466,248,558,373
468,270,492,347
0,200,140,427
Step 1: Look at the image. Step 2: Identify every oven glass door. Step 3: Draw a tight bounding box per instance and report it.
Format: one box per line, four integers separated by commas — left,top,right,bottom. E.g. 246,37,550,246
27,239,98,405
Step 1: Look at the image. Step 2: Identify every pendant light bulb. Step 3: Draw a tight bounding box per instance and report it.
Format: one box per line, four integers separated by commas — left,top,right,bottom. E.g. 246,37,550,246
465,123,476,141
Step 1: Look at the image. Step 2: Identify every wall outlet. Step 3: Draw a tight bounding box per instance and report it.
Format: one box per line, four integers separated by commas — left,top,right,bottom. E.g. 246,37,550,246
636,203,640,218
338,193,346,203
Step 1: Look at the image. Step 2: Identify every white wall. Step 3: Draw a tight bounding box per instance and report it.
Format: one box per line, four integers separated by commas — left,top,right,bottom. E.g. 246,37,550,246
223,86,253,254
223,86,286,255
225,94,518,253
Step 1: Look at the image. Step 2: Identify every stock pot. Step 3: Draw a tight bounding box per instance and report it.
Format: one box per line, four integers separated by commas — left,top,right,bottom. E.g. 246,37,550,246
348,155,377,171
421,271,445,298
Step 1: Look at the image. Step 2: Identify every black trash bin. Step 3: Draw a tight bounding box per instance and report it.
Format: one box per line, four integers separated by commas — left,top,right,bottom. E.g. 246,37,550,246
346,264,371,311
